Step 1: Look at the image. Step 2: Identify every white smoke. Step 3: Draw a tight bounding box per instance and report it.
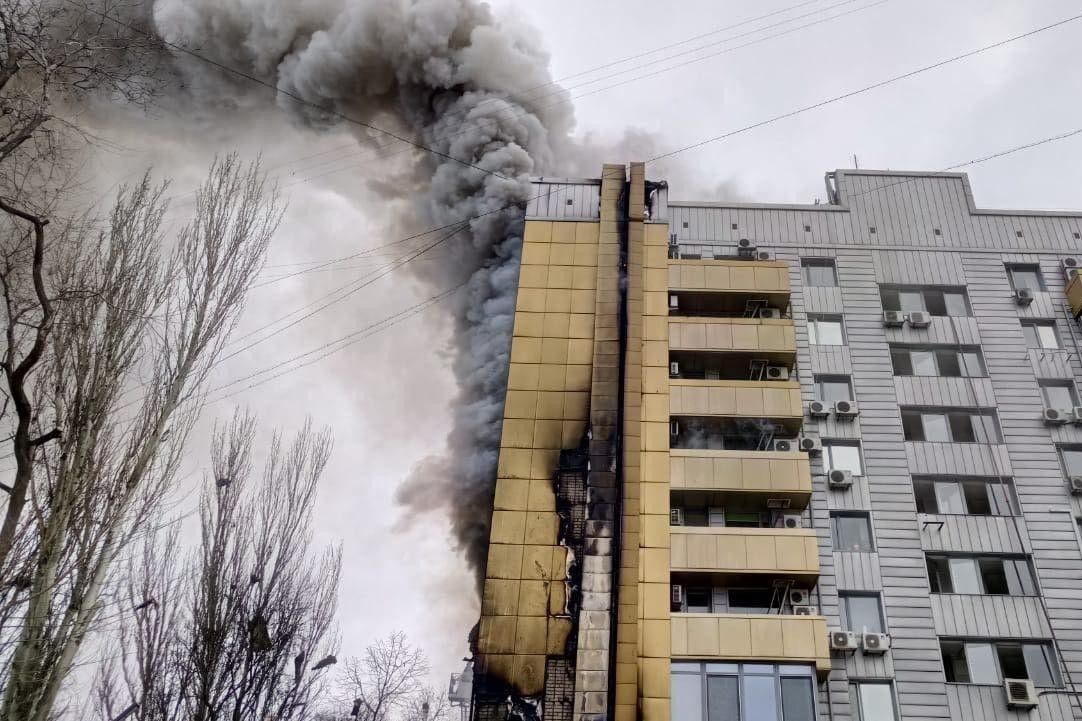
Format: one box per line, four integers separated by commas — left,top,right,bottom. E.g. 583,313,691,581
150,0,578,581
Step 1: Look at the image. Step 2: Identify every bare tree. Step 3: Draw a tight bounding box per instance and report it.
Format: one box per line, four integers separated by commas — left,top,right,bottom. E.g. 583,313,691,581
318,633,435,721
96,410,342,721
0,154,281,721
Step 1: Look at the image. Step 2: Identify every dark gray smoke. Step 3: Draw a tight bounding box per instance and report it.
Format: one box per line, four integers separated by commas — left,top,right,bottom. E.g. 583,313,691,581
151,0,578,582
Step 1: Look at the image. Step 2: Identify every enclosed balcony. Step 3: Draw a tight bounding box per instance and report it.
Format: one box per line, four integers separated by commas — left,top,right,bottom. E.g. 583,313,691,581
670,449,812,510
671,614,831,675
670,527,820,580
670,379,801,424
669,318,796,365
668,259,790,308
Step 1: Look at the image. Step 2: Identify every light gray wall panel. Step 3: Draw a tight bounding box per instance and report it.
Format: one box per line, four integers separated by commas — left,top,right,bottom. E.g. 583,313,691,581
931,595,1051,638
873,249,965,285
834,552,882,591
883,316,982,346
946,684,1074,721
905,442,1014,477
804,286,844,314
918,514,1029,554
525,179,601,219
894,376,996,408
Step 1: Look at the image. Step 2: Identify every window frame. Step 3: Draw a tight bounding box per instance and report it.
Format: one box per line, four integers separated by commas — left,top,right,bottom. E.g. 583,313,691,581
940,639,1063,688
900,408,1002,444
801,258,838,287
1021,321,1061,350
839,592,886,634
831,511,875,553
912,476,1018,516
879,285,972,317
1006,264,1046,292
1058,445,1082,478
1040,381,1079,410
852,682,900,721
925,553,1038,597
814,375,853,403
808,314,846,346
823,441,864,476
889,344,986,378
671,661,818,721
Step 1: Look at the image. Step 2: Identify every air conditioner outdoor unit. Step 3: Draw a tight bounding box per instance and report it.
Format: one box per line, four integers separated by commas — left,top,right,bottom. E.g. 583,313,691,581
1069,476,1082,496
789,589,811,606
808,401,830,419
829,630,858,653
1073,406,1082,424
799,435,822,454
737,238,757,257
670,508,684,526
1043,407,1071,425
906,311,932,328
861,632,890,654
1014,288,1035,306
759,307,782,319
670,421,680,437
782,513,803,529
670,361,680,378
828,469,854,489
1063,257,1080,282
757,250,773,261
669,294,679,310
670,584,684,610
882,310,905,327
792,604,818,616
766,365,789,380
774,438,794,452
834,400,859,418
1004,678,1039,709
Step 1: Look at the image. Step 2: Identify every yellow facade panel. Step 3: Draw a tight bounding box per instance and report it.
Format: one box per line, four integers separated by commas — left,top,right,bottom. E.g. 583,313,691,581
482,579,521,616
549,243,574,266
670,528,821,576
493,477,529,511
551,221,575,245
671,614,831,673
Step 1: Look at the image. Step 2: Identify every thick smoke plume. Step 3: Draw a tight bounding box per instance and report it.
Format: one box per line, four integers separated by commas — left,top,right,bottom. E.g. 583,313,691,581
151,0,577,583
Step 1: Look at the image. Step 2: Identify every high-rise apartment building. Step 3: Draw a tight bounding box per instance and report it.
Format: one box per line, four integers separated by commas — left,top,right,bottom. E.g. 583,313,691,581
468,163,1082,721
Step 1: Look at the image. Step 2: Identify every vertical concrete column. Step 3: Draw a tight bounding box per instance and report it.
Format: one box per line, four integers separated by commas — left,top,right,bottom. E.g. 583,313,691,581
635,163,672,721
573,164,626,721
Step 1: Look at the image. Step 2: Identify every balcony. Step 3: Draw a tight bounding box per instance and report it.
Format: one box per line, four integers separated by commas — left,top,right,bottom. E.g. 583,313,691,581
670,379,801,426
671,613,831,675
669,318,796,365
1069,272,1082,318
670,527,820,580
668,258,790,308
670,449,812,510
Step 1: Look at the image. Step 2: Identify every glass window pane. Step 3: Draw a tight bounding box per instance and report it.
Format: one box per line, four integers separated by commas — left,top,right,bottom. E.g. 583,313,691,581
976,415,1002,443
962,483,991,515
816,320,844,345
742,674,777,721
1007,559,1037,596
1010,268,1044,291
857,684,897,721
1023,644,1060,687
707,675,739,721
1042,384,1077,409
804,262,837,287
936,351,961,377
965,643,1000,684
914,480,938,513
827,444,863,475
780,677,815,721
943,291,969,316
902,412,924,441
687,587,712,612
997,644,1028,679
1022,324,1039,349
948,413,976,443
819,380,852,402
927,556,952,593
673,673,705,721
1038,325,1060,349
949,558,982,593
880,288,900,312
728,589,772,614
834,514,873,552
742,665,776,675
934,482,965,514
924,414,950,442
1062,448,1082,476
942,641,969,682
987,482,1016,515
979,558,1009,594
899,291,923,312
924,290,947,316
843,595,884,633
911,351,936,376
961,351,984,377
891,349,912,376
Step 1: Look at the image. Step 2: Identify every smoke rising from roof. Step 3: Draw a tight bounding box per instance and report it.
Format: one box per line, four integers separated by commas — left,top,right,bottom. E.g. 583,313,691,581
151,0,577,584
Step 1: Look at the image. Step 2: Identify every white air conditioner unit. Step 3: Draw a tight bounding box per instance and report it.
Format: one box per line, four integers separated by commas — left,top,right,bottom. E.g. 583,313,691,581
828,469,853,489
766,365,789,380
1043,407,1071,425
757,250,772,261
669,294,679,310
782,513,802,529
670,361,680,378
759,307,782,319
1063,257,1081,282
737,238,756,257
670,421,680,437
789,589,811,606
882,310,905,327
670,508,684,526
906,311,932,328
861,632,890,654
793,604,818,617
1014,288,1035,306
1004,678,1039,709
829,630,859,653
808,401,830,419
774,438,794,452
1073,406,1082,424
1069,476,1082,496
670,584,684,610
834,400,859,418
799,435,822,454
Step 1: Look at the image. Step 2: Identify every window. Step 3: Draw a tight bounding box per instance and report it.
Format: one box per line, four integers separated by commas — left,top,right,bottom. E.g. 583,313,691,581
727,589,773,614
880,286,970,316
1060,446,1082,477
1022,321,1060,350
839,593,884,633
1007,264,1045,292
814,375,852,403
1040,381,1079,409
671,662,817,721
941,640,1061,687
853,683,898,721
686,586,713,612
912,477,1017,516
889,345,985,377
831,512,874,552
926,554,1036,596
802,258,838,287
808,315,845,345
822,441,862,476
901,408,1002,443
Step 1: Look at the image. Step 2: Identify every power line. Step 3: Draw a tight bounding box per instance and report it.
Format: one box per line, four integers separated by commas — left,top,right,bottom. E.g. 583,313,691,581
648,11,1082,163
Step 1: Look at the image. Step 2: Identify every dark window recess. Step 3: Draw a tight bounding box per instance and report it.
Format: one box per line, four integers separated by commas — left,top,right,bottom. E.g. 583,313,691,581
913,477,1016,516
889,346,985,378
880,286,970,316
926,554,1036,596
901,409,1001,443
934,228,942,236
731,223,738,230
941,640,1061,687
840,593,884,633
869,226,876,234
685,586,712,612
1016,230,1024,238
728,588,773,614
804,224,812,232
831,512,874,552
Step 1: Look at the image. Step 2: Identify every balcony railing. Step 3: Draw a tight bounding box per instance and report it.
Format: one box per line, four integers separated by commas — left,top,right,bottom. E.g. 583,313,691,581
670,449,812,509
670,527,820,578
669,317,796,363
671,613,831,675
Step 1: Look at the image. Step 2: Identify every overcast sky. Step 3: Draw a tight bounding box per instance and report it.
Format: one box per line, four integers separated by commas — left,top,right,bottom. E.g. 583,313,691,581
76,0,1082,692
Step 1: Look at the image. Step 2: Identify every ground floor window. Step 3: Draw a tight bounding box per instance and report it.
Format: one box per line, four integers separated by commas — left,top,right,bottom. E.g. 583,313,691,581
671,662,816,721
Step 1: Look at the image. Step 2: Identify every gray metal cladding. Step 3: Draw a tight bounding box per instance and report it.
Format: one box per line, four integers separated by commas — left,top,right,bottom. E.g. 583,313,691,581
670,169,1082,720
525,178,601,220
